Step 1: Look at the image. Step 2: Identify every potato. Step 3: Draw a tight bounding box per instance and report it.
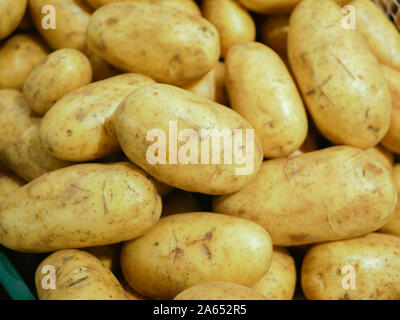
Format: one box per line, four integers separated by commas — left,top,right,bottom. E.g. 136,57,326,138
202,0,256,58
0,89,69,181
0,33,49,89
237,0,301,13
83,244,121,273
181,68,216,101
23,48,92,115
87,2,220,86
380,164,400,237
213,146,397,246
301,233,400,300
35,249,128,300
260,15,289,58
29,0,92,51
0,0,27,40
115,83,264,195
381,65,400,154
252,247,296,300
351,0,400,71
214,61,229,106
162,189,201,216
288,0,392,149
0,162,162,253
85,46,120,81
0,169,24,204
40,73,155,162
174,281,266,300
226,41,308,158
364,145,394,173
121,212,273,299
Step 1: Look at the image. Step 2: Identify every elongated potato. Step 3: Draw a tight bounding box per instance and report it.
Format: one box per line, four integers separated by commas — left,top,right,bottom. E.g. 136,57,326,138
29,0,92,51
87,2,220,86
0,33,49,89
226,41,308,158
121,212,273,299
174,281,266,300
115,83,264,195
40,73,155,162
0,89,69,181
181,68,216,101
0,0,27,40
35,249,128,300
302,233,400,300
202,0,255,58
23,48,92,115
237,0,301,13
288,0,391,149
351,0,400,71
83,244,121,273
162,189,201,216
0,169,24,204
380,164,400,237
252,247,296,300
260,15,289,57
213,146,397,246
0,162,162,253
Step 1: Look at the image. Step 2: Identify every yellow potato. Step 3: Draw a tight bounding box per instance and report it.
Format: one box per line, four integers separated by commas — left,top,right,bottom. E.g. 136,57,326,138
40,73,155,162
202,0,256,58
364,145,394,173
181,68,216,101
0,89,69,181
83,244,121,273
87,2,220,86
0,169,24,204
260,15,289,58
213,146,397,246
351,0,400,71
0,33,49,89
115,83,264,195
381,65,400,154
288,0,392,149
0,0,27,40
121,212,273,299
0,162,162,252
380,164,400,237
162,189,201,216
29,0,92,51
35,249,128,300
237,0,301,13
214,61,229,106
226,41,308,158
302,233,400,300
252,247,296,300
174,281,266,300
23,48,92,115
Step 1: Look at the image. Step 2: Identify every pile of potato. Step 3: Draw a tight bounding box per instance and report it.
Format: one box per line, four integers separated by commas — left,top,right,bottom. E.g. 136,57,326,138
1,0,400,300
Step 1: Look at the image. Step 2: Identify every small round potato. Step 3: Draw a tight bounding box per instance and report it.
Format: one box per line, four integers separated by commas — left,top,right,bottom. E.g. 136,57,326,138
23,48,92,115
121,212,273,299
35,249,128,300
0,0,27,40
260,15,289,58
380,164,400,237
237,0,301,13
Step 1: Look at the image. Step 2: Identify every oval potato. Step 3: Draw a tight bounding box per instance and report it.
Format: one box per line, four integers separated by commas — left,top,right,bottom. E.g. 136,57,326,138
0,0,27,40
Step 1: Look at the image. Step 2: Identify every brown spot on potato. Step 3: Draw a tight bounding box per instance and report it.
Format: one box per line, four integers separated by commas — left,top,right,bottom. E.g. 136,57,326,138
107,17,118,25
172,247,184,262
67,129,73,137
67,276,88,288
202,244,212,260
364,163,383,175
289,233,309,242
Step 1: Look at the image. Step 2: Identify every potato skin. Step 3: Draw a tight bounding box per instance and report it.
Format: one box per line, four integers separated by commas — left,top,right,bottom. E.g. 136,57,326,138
115,83,263,195
0,33,49,89
0,169,24,204
0,162,162,253
237,0,301,13
29,0,92,51
288,0,391,149
39,73,155,162
202,0,255,58
252,247,296,300
213,146,397,246
35,249,128,300
226,41,308,158
121,212,273,299
0,0,27,40
23,48,92,115
174,281,266,300
380,164,400,237
364,145,393,173
87,2,220,86
302,233,400,300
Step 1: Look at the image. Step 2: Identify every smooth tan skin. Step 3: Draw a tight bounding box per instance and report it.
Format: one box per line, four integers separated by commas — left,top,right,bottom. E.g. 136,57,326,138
380,165,400,236
0,169,24,204
175,281,266,300
226,42,308,158
252,247,296,300
83,244,121,273
237,0,301,13
181,68,216,101
0,0,27,40
162,189,201,216
121,212,273,299
351,0,400,71
381,65,400,154
0,33,48,89
115,83,264,195
288,0,392,149
0,89,69,181
214,61,229,106
23,48,92,115
302,233,400,300
260,15,289,58
87,2,220,86
202,0,256,58
364,145,394,173
213,146,398,246
29,0,92,51
40,73,155,162
0,162,162,253
35,249,128,300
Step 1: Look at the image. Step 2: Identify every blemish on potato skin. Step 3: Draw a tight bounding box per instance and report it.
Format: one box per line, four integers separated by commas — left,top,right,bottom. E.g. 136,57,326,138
66,275,88,288
107,17,118,26
202,244,212,260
